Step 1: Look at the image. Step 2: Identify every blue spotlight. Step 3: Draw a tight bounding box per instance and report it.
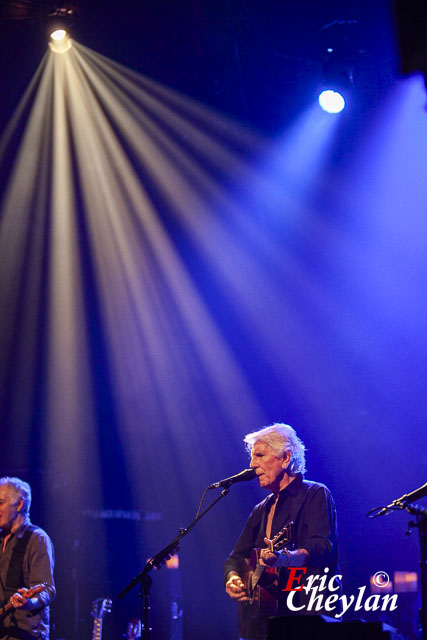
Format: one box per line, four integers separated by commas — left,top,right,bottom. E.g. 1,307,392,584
318,89,345,113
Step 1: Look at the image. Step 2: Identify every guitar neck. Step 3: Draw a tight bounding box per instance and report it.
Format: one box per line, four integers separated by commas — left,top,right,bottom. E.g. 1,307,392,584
90,597,111,639
92,617,103,640
0,583,46,621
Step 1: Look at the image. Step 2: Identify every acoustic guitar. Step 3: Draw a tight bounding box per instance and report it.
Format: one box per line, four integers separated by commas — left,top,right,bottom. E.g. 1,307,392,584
0,583,48,621
238,522,293,639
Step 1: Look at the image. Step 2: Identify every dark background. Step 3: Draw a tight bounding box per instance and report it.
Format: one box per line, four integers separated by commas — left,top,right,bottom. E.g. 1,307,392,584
0,2,426,640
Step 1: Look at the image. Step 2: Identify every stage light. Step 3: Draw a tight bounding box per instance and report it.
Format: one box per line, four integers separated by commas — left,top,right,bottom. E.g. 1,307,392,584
317,20,358,112
51,29,67,41
47,6,76,53
49,30,72,53
318,89,345,113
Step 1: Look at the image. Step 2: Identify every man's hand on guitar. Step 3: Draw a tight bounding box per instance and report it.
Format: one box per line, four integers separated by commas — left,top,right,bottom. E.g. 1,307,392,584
9,588,39,611
225,573,249,601
260,538,309,568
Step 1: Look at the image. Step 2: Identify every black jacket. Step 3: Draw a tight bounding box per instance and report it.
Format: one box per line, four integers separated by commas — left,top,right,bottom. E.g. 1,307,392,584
223,473,340,616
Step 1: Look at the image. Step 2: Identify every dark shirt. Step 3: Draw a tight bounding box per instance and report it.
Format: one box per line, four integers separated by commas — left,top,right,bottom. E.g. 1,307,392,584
223,474,340,618
0,520,55,640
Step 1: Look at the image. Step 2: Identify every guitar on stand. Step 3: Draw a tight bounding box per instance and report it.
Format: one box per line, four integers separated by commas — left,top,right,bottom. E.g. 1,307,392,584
90,598,112,640
238,522,294,640
123,618,142,639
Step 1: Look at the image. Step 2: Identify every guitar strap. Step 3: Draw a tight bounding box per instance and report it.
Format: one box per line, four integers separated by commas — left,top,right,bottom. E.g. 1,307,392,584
5,525,37,593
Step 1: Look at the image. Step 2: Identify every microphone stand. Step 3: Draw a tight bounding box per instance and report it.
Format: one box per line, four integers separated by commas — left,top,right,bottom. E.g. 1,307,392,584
367,484,427,640
117,486,232,639
406,502,427,640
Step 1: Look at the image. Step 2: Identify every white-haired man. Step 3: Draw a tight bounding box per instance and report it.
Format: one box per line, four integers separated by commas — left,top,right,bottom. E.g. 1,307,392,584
0,477,55,640
224,423,339,639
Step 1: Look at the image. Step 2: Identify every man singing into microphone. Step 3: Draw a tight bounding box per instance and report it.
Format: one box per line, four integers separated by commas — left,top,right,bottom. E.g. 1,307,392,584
223,423,339,639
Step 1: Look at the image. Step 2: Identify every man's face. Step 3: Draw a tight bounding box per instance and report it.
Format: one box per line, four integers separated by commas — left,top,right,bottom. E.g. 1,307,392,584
250,442,290,491
0,486,22,532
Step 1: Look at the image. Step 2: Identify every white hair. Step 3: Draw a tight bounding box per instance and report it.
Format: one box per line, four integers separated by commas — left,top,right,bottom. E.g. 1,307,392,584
244,423,306,475
0,477,32,516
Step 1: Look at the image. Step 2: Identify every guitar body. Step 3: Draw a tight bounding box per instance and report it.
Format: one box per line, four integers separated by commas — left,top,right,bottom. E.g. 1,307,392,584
238,549,279,639
237,522,293,640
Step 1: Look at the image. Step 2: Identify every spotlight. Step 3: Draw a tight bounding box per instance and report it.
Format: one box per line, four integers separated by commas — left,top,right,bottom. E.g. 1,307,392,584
51,29,67,42
47,5,77,53
317,20,360,112
318,89,345,114
49,30,72,54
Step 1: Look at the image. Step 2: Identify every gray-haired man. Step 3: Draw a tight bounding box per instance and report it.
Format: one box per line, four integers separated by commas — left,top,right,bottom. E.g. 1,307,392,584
224,423,340,639
0,477,55,640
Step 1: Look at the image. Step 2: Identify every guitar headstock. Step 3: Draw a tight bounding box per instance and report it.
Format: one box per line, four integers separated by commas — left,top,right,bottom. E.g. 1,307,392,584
91,598,112,620
126,618,142,640
270,521,294,551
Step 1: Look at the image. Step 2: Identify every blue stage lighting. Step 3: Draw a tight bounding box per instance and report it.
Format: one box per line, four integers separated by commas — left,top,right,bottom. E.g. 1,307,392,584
318,90,345,113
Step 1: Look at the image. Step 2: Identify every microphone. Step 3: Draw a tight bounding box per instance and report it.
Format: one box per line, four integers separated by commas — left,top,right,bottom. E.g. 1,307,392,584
393,482,427,505
367,481,427,518
208,468,256,490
